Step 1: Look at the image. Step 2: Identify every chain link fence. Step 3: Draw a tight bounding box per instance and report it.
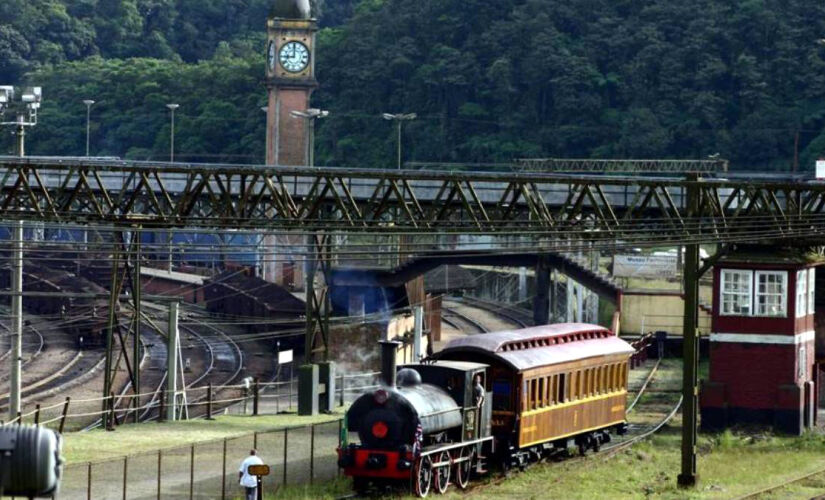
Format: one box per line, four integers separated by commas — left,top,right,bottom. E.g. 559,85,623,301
60,419,344,500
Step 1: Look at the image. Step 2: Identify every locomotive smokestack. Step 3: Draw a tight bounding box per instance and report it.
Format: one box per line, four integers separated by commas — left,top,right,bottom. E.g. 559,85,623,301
380,340,400,387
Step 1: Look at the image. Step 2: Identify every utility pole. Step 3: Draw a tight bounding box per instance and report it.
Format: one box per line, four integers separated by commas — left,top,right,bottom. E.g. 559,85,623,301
678,172,701,488
133,231,141,422
167,301,179,421
9,221,23,420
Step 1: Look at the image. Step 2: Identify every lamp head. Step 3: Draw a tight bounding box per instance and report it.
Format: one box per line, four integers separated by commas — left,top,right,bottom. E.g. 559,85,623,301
166,103,179,111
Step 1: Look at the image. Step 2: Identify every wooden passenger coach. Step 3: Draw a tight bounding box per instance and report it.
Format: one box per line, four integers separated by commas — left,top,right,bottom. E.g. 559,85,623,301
436,323,634,462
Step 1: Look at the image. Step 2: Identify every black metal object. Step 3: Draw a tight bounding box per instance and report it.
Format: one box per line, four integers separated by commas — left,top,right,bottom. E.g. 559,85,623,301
380,341,400,387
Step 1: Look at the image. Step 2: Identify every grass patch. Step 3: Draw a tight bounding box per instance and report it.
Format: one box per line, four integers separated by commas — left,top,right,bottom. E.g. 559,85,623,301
420,423,825,500
63,410,346,464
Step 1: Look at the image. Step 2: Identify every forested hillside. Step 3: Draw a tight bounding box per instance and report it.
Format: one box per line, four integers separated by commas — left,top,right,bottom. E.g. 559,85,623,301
3,0,825,170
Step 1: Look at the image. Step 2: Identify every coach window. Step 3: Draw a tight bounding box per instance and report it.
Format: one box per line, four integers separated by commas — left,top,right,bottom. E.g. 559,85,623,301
602,365,609,391
575,371,583,400
756,271,787,317
557,373,567,403
538,378,545,408
720,269,752,316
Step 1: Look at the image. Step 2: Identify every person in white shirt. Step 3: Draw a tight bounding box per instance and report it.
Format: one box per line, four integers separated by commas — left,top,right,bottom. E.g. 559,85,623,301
238,449,264,500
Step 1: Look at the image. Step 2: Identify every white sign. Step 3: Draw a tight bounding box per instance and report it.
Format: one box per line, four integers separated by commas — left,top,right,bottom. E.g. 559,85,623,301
817,160,825,180
278,349,293,364
613,255,677,279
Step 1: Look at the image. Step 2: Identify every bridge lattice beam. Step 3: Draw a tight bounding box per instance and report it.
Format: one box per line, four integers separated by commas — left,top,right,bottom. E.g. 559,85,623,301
0,157,823,247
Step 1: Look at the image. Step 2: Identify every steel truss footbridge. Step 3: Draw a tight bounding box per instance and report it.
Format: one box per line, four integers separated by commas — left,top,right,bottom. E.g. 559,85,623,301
2,155,825,486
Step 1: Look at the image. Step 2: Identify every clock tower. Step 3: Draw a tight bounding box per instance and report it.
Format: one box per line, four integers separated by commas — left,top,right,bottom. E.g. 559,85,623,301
265,6,318,166
263,2,316,285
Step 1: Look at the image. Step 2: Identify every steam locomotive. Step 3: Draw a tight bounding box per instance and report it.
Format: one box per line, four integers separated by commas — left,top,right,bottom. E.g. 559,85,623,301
338,323,635,497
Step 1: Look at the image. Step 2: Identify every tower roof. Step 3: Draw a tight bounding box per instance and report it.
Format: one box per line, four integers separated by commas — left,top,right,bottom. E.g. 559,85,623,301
272,0,311,19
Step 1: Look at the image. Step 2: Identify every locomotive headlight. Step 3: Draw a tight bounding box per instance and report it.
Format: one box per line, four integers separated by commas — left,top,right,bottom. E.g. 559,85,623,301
371,421,389,439
374,389,389,405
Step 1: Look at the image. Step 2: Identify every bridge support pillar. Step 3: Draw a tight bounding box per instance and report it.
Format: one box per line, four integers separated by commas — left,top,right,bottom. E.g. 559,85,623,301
533,257,550,325
299,234,331,416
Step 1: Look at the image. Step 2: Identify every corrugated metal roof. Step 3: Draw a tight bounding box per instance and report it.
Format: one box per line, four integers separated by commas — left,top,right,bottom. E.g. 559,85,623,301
437,323,634,371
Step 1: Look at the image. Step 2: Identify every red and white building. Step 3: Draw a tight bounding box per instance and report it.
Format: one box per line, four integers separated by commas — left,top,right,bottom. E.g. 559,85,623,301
701,251,820,434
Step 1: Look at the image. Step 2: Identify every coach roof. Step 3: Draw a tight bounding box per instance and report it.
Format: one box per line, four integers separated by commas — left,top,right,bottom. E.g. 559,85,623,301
436,323,634,371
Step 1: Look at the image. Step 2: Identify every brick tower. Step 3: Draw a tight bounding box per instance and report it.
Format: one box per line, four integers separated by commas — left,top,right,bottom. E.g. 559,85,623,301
262,4,317,284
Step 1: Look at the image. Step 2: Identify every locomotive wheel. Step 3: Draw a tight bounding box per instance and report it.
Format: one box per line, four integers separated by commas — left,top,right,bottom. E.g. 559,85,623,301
434,450,451,494
414,456,433,498
455,446,472,489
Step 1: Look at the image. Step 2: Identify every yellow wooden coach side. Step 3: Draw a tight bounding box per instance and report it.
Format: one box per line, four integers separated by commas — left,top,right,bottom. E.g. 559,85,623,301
518,354,629,447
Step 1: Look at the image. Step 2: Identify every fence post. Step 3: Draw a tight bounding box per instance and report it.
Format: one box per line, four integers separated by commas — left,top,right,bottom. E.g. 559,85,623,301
254,431,258,450
107,392,116,430
122,456,128,500
16,411,21,425
206,383,214,420
189,443,195,500
159,390,166,422
310,423,315,484
253,378,259,416
34,404,40,426
87,462,92,500
283,427,288,486
338,419,343,477
339,375,344,407
221,439,227,500
59,397,71,434
157,449,162,500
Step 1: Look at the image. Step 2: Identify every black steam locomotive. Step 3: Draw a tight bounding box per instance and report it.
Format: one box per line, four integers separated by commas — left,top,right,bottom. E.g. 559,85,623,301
339,342,491,496
339,324,635,497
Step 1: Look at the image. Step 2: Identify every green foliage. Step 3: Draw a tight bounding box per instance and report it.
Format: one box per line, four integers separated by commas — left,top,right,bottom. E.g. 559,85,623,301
2,0,825,169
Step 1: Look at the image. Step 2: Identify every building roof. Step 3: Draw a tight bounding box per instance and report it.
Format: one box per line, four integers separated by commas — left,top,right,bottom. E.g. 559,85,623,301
436,323,634,371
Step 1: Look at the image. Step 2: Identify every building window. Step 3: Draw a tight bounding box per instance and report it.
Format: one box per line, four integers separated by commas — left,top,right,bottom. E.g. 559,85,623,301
755,271,787,317
808,268,816,315
721,270,753,316
797,270,808,318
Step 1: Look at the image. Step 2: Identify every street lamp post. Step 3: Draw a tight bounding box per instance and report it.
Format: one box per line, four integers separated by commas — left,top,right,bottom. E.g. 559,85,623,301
1,86,41,157
166,103,179,162
83,99,95,157
383,113,417,170
290,108,329,167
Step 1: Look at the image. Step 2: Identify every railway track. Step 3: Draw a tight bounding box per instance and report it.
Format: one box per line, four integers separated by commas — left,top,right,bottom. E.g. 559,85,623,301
132,302,244,422
460,296,532,328
735,466,825,499
441,304,489,334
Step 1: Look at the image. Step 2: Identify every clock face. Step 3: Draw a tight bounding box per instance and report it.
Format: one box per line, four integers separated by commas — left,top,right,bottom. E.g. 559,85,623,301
267,41,276,71
279,41,310,73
